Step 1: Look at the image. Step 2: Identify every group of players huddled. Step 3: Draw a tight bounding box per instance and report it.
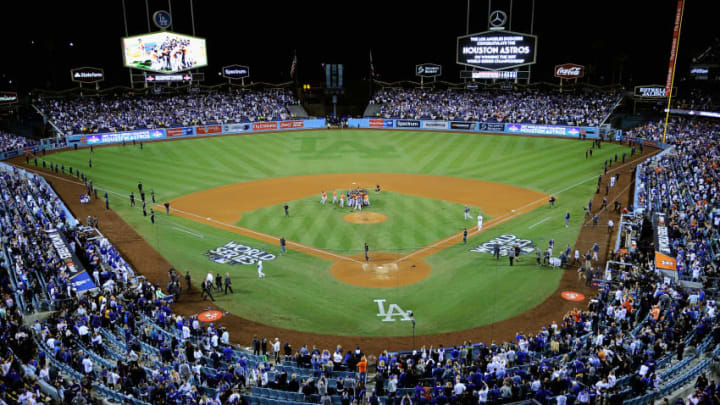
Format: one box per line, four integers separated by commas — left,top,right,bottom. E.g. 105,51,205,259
321,185,380,210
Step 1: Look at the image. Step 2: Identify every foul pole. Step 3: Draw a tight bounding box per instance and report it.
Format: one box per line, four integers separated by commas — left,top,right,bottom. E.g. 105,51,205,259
662,0,685,144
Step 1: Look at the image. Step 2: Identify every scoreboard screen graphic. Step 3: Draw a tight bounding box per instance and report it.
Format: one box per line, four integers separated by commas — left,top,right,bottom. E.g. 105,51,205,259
457,30,537,71
122,31,207,73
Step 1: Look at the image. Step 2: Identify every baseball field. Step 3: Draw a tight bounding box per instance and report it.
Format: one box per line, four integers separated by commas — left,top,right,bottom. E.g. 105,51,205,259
41,129,630,337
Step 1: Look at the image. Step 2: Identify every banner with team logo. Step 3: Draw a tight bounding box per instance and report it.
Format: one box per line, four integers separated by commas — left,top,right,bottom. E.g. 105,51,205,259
469,234,536,256
205,241,276,265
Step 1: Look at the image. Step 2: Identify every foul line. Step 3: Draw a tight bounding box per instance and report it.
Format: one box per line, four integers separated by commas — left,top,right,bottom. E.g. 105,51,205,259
13,152,652,267
529,217,551,229
168,207,364,264
172,227,204,238
391,155,648,264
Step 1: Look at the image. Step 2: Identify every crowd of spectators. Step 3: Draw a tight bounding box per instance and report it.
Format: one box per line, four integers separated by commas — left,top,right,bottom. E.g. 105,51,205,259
35,89,298,135
0,130,38,154
369,88,621,126
3,111,720,404
624,117,720,144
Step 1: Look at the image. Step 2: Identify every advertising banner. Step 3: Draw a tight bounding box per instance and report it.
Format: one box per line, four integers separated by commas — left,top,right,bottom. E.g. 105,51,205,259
46,229,96,291
666,0,683,95
253,122,278,131
279,120,305,129
222,65,250,79
505,123,583,137
195,124,222,135
85,129,165,145
653,212,677,271
369,119,385,128
554,63,585,79
450,122,475,130
224,123,252,132
146,73,193,82
396,120,421,128
166,127,194,137
478,122,506,132
416,63,442,77
0,91,18,104
70,67,105,83
422,121,449,129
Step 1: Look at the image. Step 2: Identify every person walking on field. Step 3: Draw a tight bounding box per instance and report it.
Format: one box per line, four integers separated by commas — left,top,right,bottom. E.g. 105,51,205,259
364,243,370,262
464,205,471,220
462,228,468,245
257,260,266,278
477,214,483,232
284,204,289,217
508,247,515,266
280,237,287,255
224,272,233,294
564,211,570,228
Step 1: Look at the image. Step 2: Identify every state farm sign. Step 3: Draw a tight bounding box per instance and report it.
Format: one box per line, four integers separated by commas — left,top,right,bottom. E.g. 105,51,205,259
554,64,584,79
70,67,105,83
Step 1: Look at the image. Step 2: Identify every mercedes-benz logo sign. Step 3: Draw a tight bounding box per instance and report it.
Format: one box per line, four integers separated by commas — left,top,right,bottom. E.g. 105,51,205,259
489,10,507,27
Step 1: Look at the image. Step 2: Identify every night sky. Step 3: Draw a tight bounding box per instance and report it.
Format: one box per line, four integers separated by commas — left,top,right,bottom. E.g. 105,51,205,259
0,0,714,92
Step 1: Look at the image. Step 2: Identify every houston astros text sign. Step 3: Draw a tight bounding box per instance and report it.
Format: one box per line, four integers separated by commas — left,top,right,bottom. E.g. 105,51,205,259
457,30,537,70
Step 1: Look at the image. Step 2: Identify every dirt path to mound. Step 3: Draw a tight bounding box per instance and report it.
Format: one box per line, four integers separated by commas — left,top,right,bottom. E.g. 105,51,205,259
8,146,655,354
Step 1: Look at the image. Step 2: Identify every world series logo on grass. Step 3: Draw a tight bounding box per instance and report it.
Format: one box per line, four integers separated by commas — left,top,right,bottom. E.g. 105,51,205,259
469,234,535,256
205,241,276,265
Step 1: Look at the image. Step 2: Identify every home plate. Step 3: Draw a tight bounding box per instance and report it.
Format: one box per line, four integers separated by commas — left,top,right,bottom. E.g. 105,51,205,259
512,209,516,212
206,217,211,220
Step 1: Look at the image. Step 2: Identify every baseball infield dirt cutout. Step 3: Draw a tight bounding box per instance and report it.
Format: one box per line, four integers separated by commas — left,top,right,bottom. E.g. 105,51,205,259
343,212,387,224
167,173,548,288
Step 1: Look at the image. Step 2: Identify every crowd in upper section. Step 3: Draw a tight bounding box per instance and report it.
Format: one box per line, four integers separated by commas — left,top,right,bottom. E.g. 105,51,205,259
35,89,298,135
369,88,621,126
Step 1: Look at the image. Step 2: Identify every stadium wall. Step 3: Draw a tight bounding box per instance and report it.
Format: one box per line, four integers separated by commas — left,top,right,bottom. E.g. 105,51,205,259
63,119,327,147
348,118,600,139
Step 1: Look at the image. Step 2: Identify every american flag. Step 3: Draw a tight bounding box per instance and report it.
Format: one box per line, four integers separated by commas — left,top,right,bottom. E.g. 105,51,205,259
290,51,297,79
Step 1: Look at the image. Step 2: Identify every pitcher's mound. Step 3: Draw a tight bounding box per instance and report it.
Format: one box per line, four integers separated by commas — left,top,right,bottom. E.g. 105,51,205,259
343,212,387,224
330,253,431,288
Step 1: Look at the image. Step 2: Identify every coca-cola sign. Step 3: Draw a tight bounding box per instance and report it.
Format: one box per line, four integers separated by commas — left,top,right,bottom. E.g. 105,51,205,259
70,67,105,83
554,64,584,79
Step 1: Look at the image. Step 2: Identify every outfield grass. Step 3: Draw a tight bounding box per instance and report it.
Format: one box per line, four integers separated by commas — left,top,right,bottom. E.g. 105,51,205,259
42,130,629,336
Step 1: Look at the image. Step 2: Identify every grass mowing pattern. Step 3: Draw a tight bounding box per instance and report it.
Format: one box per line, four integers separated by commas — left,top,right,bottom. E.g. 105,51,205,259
42,130,629,336
238,191,488,255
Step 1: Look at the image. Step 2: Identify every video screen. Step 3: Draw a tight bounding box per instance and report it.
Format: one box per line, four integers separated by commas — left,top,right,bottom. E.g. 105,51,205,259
122,31,207,73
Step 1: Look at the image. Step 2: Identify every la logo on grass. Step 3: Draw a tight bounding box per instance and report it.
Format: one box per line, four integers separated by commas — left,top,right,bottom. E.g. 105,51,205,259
374,299,413,322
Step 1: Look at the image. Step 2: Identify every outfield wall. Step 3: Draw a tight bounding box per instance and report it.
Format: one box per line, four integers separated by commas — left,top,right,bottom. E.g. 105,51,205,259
348,118,600,139
61,118,327,147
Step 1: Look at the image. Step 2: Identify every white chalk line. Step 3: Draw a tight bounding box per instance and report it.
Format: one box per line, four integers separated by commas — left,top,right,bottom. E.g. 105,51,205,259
172,227,204,238
529,217,551,229
168,207,364,264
